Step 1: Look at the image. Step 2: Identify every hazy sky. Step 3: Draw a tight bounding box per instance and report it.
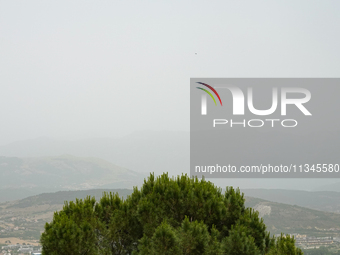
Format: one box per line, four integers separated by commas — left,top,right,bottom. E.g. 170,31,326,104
1,1,340,144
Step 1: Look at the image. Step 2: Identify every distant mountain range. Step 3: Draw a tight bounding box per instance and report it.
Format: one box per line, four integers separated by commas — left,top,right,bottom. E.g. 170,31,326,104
0,131,190,177
0,155,144,202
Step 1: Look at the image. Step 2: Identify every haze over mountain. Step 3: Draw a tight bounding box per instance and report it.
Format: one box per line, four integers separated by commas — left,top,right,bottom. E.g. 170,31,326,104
0,131,189,177
0,130,338,192
0,155,143,202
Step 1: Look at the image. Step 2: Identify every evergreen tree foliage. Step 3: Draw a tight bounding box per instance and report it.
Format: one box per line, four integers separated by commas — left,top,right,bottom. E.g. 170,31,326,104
41,173,303,254
222,224,260,255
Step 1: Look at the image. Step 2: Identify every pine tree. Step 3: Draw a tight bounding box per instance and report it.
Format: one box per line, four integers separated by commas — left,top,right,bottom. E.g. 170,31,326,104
40,173,303,255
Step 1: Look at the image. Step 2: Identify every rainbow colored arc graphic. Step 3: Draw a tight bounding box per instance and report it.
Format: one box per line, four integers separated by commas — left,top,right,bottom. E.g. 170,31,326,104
196,82,222,106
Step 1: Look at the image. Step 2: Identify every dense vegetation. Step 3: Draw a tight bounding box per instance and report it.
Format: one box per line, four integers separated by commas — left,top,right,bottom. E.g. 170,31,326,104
40,173,303,254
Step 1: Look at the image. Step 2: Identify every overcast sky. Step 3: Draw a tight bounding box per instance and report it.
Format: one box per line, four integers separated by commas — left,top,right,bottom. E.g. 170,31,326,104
1,1,340,144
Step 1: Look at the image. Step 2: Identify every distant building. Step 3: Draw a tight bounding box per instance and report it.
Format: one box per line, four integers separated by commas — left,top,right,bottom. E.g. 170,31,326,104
18,247,33,253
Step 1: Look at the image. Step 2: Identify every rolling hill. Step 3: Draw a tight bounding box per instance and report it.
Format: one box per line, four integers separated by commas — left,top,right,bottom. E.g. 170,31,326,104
243,189,340,213
246,197,340,236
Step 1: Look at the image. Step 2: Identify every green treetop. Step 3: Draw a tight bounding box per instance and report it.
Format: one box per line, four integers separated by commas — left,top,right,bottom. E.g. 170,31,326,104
41,173,303,255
